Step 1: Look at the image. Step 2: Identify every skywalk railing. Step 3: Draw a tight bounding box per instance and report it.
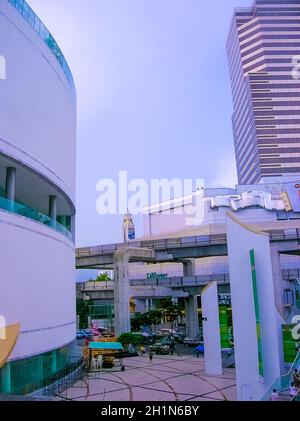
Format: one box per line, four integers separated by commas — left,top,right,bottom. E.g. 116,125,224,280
76,228,300,258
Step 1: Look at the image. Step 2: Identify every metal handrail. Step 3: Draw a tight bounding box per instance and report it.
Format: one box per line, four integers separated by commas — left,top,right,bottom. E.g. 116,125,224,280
76,229,300,258
261,349,300,401
0,195,72,239
291,388,300,402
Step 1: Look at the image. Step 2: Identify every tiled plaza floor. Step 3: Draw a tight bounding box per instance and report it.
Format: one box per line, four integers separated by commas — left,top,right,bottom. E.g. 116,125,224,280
59,355,237,401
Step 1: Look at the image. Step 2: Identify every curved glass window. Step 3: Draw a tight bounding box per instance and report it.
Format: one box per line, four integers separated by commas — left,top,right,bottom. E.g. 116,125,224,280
0,195,72,240
0,343,81,396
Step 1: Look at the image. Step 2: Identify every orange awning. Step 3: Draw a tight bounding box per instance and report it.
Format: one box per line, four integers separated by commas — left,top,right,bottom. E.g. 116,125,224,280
0,323,20,368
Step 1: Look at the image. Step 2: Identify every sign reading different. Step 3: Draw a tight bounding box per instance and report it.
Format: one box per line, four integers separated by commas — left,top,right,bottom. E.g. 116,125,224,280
147,272,168,280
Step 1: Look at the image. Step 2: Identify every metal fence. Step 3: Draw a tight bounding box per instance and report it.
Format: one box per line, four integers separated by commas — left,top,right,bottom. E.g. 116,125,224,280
33,358,87,398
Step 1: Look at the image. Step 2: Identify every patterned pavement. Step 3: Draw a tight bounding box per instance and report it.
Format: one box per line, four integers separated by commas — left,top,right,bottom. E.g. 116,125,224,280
59,355,237,401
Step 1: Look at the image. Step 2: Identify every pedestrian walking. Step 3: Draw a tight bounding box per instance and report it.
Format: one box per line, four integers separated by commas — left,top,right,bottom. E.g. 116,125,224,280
149,351,153,361
270,389,279,401
289,382,298,398
293,369,300,388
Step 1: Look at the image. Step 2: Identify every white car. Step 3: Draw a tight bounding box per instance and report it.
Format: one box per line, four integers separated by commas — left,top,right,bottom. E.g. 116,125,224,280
183,337,202,347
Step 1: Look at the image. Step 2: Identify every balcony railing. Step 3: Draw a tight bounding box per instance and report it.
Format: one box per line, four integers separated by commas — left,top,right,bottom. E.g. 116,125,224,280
0,195,72,240
7,0,75,90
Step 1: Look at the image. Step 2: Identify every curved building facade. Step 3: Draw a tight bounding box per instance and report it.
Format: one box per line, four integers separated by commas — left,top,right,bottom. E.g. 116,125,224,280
0,0,76,394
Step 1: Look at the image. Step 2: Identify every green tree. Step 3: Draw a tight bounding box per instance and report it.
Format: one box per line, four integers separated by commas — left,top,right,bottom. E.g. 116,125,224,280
131,312,144,332
118,332,144,349
147,309,163,334
95,272,111,282
76,299,90,329
158,298,181,330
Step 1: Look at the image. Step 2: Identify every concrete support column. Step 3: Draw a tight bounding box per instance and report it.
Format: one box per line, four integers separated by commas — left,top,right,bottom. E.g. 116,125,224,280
51,350,57,374
1,362,11,394
114,255,130,336
183,259,199,337
114,247,155,336
183,259,196,277
185,295,199,338
49,195,57,221
5,167,16,207
114,250,132,336
71,214,76,243
145,299,150,312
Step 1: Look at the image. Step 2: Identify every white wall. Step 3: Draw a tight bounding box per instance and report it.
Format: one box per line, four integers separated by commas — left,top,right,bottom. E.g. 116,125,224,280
202,282,222,376
0,2,76,203
0,211,76,360
0,2,77,360
227,213,281,400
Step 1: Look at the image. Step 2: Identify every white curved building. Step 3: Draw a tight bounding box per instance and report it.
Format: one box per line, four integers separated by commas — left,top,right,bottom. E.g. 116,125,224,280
0,0,76,395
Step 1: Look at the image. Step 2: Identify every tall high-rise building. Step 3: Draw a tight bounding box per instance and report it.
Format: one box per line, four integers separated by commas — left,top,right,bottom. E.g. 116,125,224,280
227,0,300,185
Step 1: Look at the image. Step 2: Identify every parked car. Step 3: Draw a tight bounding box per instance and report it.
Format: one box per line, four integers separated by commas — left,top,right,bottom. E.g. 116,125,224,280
183,337,202,347
76,329,92,339
76,330,85,339
149,342,170,355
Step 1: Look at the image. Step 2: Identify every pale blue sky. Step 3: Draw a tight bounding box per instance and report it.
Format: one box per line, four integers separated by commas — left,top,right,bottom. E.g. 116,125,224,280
27,0,252,246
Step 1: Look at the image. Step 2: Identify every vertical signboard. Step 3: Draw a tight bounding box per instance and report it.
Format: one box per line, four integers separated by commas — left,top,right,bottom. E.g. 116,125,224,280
219,306,230,348
282,324,299,363
250,249,264,379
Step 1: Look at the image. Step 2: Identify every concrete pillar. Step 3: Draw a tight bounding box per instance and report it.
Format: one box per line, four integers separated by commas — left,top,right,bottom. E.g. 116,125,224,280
183,259,199,337
202,282,222,375
49,195,57,221
114,251,131,336
1,362,11,394
148,299,153,311
185,295,199,338
71,214,76,242
5,167,16,210
114,247,155,336
51,350,57,374
183,259,196,277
